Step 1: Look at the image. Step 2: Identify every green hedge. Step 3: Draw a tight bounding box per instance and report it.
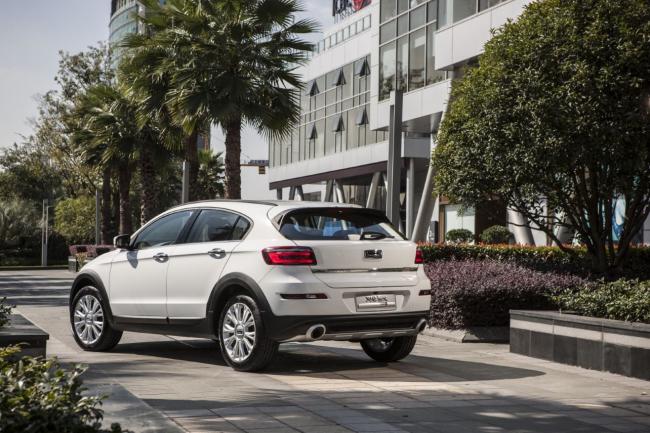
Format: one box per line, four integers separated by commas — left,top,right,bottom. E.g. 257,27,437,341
553,280,650,324
0,346,128,433
419,243,650,279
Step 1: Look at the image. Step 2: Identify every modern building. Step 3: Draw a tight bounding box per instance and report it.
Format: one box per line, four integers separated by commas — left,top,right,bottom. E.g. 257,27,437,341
269,0,533,242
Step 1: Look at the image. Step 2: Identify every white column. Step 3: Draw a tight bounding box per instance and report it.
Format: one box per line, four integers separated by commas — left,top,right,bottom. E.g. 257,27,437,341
507,208,535,245
366,172,381,209
406,158,415,237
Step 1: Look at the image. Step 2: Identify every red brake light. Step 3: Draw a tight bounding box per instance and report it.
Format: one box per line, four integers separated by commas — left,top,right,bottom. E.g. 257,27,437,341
262,247,317,266
415,248,424,264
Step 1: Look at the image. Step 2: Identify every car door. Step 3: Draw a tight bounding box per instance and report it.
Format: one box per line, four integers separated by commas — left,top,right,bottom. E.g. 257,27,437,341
166,209,251,319
109,210,195,318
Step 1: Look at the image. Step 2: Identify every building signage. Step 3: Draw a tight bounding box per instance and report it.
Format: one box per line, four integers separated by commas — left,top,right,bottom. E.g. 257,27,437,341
332,0,372,18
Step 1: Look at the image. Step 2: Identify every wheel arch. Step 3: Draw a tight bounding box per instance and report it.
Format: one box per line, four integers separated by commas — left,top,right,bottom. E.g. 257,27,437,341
206,273,271,335
70,271,115,325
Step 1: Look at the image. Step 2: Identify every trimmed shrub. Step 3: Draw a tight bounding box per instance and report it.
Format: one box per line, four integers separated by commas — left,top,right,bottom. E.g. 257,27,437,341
446,228,474,244
480,225,513,244
426,260,585,329
553,280,650,324
0,297,11,328
418,243,650,280
0,346,128,433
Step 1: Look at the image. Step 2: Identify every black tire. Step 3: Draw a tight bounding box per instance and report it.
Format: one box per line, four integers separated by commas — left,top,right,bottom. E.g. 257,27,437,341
70,286,122,352
218,294,278,372
360,336,418,362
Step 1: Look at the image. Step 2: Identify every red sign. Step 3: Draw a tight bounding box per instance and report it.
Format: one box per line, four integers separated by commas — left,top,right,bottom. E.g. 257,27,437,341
333,0,372,17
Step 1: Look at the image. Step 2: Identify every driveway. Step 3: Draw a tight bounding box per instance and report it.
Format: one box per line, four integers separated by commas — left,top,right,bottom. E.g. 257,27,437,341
3,270,649,433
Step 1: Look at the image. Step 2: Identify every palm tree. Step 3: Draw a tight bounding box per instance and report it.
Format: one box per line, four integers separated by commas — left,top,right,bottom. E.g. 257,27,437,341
72,84,138,235
123,0,316,199
197,149,225,199
118,54,184,223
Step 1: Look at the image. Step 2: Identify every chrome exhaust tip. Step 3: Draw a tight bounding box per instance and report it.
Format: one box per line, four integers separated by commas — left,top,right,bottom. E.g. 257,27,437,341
306,324,326,341
416,319,427,333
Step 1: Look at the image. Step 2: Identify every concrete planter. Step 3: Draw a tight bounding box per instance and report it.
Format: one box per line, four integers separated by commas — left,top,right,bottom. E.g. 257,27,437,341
0,314,49,358
510,310,650,380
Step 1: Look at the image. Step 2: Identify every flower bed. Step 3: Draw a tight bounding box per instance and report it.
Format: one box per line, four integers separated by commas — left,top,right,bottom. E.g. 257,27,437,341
425,260,585,329
419,243,650,279
553,279,650,324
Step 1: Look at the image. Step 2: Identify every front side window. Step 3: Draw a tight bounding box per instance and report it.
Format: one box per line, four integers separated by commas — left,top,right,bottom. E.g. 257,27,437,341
185,210,250,243
278,208,404,241
134,211,193,250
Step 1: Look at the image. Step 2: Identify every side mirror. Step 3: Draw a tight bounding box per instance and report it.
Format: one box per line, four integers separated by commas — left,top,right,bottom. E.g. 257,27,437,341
114,234,132,250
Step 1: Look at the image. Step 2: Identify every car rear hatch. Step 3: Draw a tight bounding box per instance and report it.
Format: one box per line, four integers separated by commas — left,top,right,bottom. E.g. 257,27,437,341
275,207,419,288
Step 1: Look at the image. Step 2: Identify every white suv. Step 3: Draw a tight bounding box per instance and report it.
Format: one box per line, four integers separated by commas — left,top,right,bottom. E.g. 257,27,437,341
69,201,431,371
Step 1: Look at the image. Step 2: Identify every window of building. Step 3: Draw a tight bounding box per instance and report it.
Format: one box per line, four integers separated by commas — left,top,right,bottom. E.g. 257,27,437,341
379,42,396,100
409,28,426,90
398,0,410,14
381,0,398,22
410,5,427,29
380,21,396,44
453,0,477,22
397,14,409,36
396,36,409,92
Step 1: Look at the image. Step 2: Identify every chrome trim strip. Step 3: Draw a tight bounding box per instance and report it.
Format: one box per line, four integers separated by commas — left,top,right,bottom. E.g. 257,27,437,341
281,326,423,343
311,267,418,273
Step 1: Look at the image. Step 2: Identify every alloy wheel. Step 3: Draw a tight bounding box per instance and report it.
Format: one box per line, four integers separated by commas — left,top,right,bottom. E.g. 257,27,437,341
73,294,104,345
222,302,256,363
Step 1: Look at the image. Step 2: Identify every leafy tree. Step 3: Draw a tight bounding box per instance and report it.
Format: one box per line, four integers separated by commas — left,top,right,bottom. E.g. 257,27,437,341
0,143,62,203
53,196,96,245
433,0,650,276
0,200,41,247
123,0,316,199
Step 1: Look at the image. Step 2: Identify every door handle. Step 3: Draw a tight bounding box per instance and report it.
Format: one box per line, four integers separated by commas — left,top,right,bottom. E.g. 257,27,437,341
153,252,169,262
208,248,226,259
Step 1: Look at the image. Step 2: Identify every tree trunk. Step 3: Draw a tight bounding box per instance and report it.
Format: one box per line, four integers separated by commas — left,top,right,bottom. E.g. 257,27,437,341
139,143,157,225
117,165,133,235
101,167,112,245
184,130,200,201
224,116,242,199
112,184,120,237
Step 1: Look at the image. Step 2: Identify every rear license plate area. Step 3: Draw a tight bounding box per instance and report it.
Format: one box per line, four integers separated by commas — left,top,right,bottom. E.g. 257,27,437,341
355,294,397,312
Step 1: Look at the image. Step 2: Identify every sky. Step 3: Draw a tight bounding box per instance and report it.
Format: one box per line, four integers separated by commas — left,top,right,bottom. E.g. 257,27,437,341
0,0,333,160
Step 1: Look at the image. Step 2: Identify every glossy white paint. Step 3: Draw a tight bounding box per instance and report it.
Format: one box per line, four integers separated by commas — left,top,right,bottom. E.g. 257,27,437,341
109,246,170,318
82,200,431,323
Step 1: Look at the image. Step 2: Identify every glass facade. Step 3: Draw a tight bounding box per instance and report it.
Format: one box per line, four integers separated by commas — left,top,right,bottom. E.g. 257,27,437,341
270,56,388,168
379,0,447,100
310,14,372,58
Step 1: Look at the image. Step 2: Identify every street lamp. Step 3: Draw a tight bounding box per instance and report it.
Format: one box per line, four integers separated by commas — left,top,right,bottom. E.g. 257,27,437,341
41,200,54,267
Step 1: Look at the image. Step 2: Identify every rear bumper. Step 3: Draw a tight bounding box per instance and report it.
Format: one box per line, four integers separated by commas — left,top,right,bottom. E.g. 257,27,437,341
264,311,429,342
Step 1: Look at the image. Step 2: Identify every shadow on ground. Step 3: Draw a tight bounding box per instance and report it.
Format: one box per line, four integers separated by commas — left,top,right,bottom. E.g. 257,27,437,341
109,338,545,382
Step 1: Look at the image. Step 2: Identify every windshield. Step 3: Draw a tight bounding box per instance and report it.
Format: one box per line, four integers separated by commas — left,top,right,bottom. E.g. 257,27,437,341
277,208,404,241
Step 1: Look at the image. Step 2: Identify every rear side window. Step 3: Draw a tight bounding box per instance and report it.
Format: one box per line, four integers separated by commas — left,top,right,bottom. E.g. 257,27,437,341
278,208,404,241
185,210,251,243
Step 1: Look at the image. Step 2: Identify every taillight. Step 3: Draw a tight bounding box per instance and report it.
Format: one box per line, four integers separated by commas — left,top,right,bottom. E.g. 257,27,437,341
415,248,424,264
262,247,317,266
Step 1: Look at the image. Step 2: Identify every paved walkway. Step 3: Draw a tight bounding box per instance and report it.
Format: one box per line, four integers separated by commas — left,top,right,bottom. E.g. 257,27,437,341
4,271,650,432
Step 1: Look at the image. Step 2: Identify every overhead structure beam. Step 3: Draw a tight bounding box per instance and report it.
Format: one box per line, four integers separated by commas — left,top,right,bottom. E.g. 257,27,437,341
386,90,403,227
366,172,381,209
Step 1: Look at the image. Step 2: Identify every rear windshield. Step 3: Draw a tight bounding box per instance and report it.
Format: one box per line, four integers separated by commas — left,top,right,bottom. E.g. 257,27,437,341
277,208,404,241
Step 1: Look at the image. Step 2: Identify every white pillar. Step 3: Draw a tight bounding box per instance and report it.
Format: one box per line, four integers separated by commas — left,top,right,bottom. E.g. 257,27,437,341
295,185,304,201
406,158,415,238
507,208,535,245
366,172,381,209
335,180,345,203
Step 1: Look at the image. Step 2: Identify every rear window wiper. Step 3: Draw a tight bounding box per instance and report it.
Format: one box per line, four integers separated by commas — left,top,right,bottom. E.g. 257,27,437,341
360,231,394,240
